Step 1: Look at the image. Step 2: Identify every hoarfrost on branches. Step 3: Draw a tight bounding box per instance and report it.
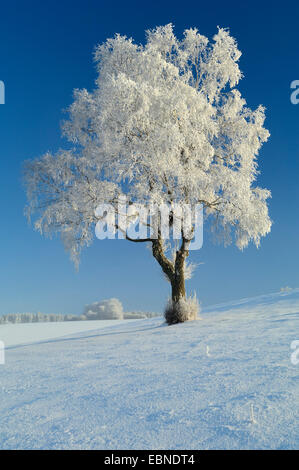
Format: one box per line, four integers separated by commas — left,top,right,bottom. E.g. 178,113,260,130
24,24,271,272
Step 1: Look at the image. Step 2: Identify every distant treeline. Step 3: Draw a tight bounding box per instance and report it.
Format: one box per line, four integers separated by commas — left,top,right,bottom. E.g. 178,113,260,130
0,312,85,324
0,311,159,325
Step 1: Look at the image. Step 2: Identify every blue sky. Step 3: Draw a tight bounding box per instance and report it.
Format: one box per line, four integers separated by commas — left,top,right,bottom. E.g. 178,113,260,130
0,0,299,315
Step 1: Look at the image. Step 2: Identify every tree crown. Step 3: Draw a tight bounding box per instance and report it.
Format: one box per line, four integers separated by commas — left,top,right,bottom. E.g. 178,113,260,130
24,24,272,266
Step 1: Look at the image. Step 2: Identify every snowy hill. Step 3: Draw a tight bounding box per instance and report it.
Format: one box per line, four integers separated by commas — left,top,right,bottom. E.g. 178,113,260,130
0,290,298,449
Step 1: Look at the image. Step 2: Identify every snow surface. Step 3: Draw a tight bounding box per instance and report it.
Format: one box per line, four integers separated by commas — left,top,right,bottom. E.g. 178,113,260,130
0,320,129,348
0,290,298,449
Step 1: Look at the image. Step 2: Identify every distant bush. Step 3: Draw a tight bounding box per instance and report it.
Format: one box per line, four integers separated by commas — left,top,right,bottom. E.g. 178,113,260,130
83,298,124,320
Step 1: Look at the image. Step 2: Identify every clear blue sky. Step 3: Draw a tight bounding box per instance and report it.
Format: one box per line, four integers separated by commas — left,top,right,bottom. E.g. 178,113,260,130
0,0,299,315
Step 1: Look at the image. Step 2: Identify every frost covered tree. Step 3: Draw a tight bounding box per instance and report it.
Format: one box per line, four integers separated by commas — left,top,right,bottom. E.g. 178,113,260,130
24,24,272,325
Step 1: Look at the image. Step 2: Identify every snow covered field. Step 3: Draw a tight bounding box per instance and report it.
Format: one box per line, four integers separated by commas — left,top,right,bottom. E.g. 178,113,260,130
0,320,130,348
0,290,298,449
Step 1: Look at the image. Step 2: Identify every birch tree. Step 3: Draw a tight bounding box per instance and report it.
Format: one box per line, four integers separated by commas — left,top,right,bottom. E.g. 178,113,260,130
24,24,272,324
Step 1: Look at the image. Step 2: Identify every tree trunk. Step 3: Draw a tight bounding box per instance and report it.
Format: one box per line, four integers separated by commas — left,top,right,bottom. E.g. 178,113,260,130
166,265,188,324
171,265,186,303
172,245,188,303
152,237,192,324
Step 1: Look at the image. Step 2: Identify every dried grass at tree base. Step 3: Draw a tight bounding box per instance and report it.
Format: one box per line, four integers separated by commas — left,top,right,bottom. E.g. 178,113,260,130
164,295,199,325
